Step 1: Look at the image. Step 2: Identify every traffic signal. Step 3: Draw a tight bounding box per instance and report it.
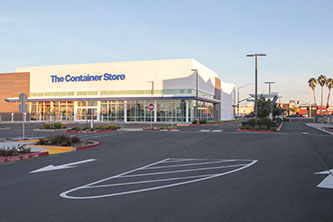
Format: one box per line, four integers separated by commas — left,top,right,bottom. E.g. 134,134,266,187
307,107,309,111
327,104,329,108
297,101,299,104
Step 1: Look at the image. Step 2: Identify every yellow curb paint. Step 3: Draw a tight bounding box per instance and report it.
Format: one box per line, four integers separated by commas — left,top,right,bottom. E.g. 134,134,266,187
44,149,71,154
9,140,39,143
176,124,190,126
31,145,74,151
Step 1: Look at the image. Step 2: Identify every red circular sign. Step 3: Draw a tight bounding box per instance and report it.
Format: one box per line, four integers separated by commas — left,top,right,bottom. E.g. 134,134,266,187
147,103,155,111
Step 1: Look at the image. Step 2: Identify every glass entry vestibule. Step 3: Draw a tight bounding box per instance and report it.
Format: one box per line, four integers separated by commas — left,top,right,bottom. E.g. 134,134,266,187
29,99,215,122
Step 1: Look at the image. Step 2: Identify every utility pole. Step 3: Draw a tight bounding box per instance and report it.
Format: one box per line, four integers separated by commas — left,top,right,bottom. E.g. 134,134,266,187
246,54,267,122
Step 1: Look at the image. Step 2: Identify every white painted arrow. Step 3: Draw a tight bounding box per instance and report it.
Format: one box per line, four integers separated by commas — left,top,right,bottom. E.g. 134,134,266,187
315,169,333,189
29,159,97,174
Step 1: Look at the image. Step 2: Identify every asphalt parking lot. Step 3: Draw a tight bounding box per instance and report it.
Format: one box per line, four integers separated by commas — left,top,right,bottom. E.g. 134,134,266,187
1,119,333,222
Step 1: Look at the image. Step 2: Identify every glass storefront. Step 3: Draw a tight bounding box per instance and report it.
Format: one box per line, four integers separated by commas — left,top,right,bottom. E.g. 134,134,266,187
29,99,215,122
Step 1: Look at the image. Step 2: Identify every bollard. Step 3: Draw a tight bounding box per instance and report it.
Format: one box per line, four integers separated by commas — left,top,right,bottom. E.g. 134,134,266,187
11,113,14,122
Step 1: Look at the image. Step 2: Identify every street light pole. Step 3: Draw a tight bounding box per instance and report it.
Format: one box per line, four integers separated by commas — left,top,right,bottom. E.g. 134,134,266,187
237,83,252,118
264,81,275,95
247,54,267,122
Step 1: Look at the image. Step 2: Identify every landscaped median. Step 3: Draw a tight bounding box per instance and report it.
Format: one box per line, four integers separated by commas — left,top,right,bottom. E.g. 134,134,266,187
143,126,178,131
0,135,99,164
177,119,243,127
64,125,121,133
237,118,286,133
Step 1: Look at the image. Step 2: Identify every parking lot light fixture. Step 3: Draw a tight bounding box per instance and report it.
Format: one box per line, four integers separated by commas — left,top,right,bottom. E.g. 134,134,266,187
246,53,267,122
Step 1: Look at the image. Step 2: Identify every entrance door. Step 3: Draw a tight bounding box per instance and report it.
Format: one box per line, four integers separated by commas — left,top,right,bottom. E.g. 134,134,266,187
76,107,98,120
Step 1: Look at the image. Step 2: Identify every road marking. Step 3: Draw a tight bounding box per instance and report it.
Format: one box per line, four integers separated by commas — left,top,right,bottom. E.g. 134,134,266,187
200,130,210,132
119,164,247,178
88,174,215,188
315,169,333,189
212,130,223,132
60,158,257,200
301,132,309,135
29,159,97,173
146,160,239,169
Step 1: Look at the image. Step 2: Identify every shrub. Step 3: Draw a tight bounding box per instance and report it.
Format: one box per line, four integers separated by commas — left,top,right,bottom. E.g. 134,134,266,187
261,125,268,130
37,135,81,146
54,122,62,129
0,145,31,157
43,123,51,129
240,125,251,130
70,137,81,144
192,120,198,124
270,127,277,131
253,125,261,130
70,127,81,131
199,119,208,124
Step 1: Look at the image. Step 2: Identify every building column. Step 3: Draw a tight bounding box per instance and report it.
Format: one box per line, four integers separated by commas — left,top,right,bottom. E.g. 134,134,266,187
186,100,189,122
190,101,194,122
124,100,127,123
154,100,157,122
74,101,78,121
50,101,53,122
97,101,101,122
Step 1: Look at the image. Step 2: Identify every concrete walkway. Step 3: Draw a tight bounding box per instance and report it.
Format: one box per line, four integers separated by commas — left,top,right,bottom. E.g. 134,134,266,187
305,123,333,135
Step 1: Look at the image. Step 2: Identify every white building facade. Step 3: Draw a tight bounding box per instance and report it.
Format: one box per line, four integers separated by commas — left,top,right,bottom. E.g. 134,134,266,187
9,59,235,122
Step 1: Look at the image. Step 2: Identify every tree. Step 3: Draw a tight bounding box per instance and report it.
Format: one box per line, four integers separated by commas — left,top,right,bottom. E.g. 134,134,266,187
257,96,271,118
272,104,284,118
326,78,333,114
317,75,327,115
308,78,317,110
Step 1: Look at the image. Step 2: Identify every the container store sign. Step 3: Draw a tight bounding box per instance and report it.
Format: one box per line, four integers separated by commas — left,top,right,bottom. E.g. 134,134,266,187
50,73,126,83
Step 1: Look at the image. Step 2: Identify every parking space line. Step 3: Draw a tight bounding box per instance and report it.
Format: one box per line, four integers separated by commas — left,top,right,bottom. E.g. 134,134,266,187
60,159,257,200
88,174,215,188
146,160,239,169
119,164,247,178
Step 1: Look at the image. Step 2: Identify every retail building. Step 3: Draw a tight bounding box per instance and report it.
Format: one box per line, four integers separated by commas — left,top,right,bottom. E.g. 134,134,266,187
1,59,236,122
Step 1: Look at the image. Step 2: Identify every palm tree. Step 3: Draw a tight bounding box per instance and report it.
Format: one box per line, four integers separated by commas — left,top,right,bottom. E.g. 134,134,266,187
308,78,317,114
326,78,333,114
318,75,327,115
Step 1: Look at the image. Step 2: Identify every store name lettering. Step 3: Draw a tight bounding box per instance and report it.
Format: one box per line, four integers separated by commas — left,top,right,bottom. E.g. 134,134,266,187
50,73,126,83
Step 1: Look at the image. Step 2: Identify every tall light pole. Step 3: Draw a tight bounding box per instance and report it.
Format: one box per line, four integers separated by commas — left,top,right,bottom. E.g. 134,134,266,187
264,81,275,95
247,53,267,122
191,69,199,121
237,83,253,118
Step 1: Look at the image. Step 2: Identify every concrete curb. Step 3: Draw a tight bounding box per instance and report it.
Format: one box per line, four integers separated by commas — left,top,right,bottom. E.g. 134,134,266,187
64,129,116,133
276,122,284,132
185,120,243,127
0,152,49,164
0,127,10,130
33,128,67,132
236,129,277,133
143,128,179,131
75,141,100,151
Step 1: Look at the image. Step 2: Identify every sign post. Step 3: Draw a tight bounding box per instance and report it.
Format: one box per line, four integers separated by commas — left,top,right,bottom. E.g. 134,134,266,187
147,103,155,129
19,93,28,140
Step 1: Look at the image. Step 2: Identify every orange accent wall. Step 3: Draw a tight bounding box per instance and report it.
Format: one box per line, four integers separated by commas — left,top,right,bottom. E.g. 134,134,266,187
0,72,30,113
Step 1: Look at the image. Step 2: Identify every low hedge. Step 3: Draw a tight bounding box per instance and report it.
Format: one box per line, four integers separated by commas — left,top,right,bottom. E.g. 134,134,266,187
43,122,63,129
0,145,31,157
37,135,81,146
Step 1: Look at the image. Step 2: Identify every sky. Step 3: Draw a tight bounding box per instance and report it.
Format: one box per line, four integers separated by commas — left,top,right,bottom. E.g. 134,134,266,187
1,0,333,104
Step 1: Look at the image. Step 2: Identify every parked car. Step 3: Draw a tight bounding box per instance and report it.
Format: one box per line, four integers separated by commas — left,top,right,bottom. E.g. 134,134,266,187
287,114,299,118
